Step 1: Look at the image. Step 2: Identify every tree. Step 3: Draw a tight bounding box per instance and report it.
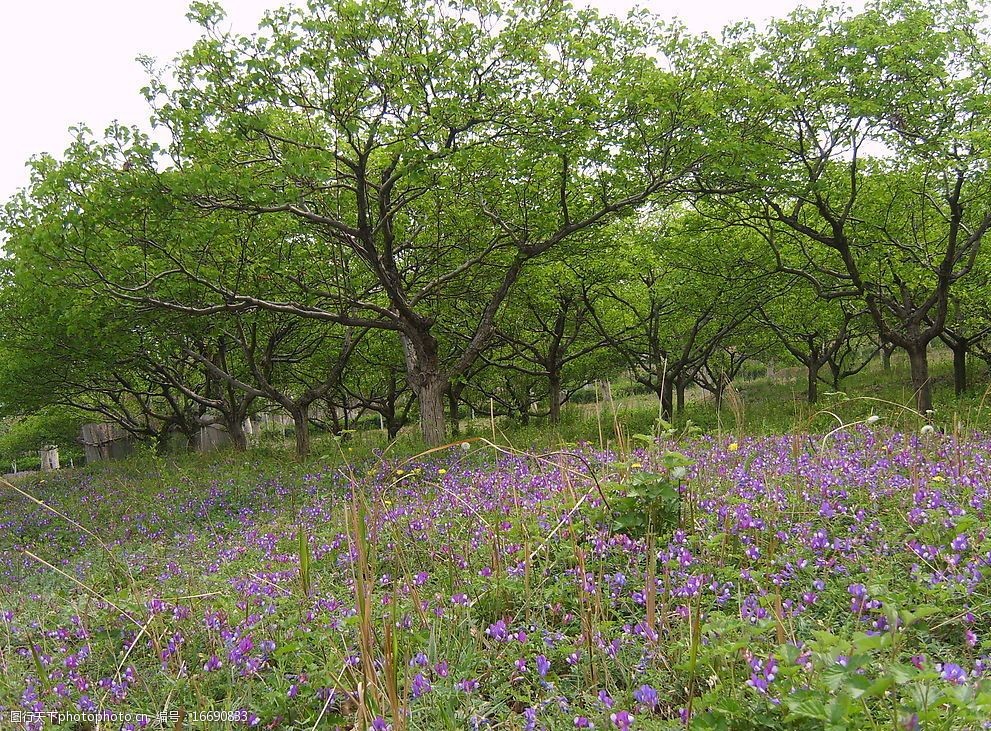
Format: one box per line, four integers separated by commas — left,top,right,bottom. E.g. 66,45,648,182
585,215,769,420
705,0,991,413
181,314,362,457
63,0,708,446
485,261,609,423
0,232,210,448
933,263,991,395
758,280,873,402
341,331,415,440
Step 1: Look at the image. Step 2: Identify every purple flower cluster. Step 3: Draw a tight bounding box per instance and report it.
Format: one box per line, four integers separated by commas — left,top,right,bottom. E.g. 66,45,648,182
3,428,990,727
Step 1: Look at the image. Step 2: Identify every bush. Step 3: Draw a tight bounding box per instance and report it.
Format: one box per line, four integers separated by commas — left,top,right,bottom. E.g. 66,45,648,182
0,407,88,467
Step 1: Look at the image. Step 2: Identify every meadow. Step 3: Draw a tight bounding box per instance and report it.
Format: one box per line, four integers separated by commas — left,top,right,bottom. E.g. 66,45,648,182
2,359,991,730
3,0,991,726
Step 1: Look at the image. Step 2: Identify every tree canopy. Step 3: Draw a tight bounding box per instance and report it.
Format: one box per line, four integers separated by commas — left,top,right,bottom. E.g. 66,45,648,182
2,0,990,449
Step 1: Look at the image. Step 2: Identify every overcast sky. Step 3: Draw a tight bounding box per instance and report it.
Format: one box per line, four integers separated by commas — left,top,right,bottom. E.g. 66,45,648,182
0,0,823,202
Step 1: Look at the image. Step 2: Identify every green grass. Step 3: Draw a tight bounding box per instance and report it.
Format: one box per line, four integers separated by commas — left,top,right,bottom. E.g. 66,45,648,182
450,347,991,453
2,354,991,729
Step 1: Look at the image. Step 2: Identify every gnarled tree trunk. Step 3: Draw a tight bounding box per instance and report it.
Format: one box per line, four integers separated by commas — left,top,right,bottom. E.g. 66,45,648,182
289,404,311,460
415,376,447,446
659,379,674,422
402,330,448,447
227,416,248,451
807,360,820,404
548,371,563,424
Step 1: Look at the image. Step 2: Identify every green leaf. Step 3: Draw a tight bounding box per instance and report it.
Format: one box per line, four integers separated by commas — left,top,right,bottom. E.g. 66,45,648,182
887,664,917,684
827,694,852,724
823,664,849,692
784,691,828,720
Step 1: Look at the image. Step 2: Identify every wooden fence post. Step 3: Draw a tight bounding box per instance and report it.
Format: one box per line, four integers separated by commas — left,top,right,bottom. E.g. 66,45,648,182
39,446,60,471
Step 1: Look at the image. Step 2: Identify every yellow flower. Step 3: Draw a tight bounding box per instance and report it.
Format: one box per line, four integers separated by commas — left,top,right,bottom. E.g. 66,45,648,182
396,469,405,475
933,475,945,482
630,462,642,469
438,468,447,475
728,442,739,452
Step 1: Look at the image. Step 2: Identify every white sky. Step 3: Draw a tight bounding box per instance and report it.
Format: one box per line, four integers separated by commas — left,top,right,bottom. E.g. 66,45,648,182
0,0,823,202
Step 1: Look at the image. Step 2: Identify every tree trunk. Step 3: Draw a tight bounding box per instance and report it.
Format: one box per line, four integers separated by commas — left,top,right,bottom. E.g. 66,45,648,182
178,420,198,452
402,331,448,447
290,404,310,459
228,417,248,451
952,342,968,396
416,376,447,446
881,343,893,371
675,376,687,415
383,375,400,440
660,379,674,422
548,371,563,423
830,361,842,390
448,385,462,437
907,344,933,414
807,360,820,404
